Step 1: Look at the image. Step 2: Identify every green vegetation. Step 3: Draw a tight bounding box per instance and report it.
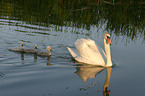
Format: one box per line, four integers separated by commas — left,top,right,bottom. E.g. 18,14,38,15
0,0,144,40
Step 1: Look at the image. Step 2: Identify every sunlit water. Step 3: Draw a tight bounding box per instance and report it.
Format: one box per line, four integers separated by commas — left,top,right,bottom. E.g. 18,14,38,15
0,1,145,96
0,17,145,96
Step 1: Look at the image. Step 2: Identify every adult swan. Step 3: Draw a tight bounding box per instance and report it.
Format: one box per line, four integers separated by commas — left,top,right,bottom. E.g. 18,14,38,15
67,33,113,67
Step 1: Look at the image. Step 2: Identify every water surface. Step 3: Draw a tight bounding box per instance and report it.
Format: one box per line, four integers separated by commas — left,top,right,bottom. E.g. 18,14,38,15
0,0,145,96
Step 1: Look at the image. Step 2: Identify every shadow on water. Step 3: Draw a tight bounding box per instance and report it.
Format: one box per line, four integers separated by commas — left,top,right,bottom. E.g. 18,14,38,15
0,0,144,42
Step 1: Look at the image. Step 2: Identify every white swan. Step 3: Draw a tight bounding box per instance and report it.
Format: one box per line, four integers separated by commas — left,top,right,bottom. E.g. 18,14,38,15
67,33,112,67
36,46,51,56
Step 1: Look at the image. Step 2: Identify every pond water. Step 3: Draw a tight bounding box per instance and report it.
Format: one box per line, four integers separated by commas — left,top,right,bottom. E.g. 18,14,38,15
0,0,145,96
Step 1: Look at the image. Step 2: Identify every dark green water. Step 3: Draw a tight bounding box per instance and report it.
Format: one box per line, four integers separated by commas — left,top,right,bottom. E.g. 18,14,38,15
0,0,145,96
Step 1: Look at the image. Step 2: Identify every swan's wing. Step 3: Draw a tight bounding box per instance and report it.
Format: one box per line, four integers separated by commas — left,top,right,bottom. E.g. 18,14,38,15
67,47,105,66
84,38,107,62
73,38,105,65
75,38,101,54
85,39,100,52
67,47,90,63
74,39,104,59
67,47,77,58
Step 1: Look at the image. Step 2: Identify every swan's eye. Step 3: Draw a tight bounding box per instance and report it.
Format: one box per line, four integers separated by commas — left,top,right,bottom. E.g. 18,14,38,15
107,36,110,39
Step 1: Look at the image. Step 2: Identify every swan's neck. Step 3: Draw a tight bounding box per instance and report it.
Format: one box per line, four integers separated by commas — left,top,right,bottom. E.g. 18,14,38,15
104,39,112,67
47,49,51,56
48,52,51,56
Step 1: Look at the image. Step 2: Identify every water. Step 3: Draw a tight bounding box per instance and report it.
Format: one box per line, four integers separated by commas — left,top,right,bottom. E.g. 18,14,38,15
0,0,145,96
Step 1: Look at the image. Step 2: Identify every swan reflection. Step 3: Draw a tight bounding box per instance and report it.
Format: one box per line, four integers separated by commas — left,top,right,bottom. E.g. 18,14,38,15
75,64,112,96
20,53,24,60
20,53,38,61
103,67,112,96
75,64,104,82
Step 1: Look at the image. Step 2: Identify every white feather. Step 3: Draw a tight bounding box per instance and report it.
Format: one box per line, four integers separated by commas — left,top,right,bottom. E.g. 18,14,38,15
67,33,112,67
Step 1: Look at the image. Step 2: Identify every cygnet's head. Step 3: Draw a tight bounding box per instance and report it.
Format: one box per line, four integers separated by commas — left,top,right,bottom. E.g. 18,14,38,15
46,46,51,51
104,33,112,45
46,46,51,56
33,44,37,49
20,42,24,48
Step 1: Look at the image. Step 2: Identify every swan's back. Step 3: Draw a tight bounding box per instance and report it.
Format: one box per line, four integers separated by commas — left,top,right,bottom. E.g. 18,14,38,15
36,51,48,56
36,46,51,57
74,38,105,65
22,49,36,53
75,39,99,58
21,44,37,53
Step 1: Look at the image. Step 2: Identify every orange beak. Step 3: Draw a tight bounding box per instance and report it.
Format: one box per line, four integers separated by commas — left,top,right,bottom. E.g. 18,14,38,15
107,38,112,45
106,90,110,95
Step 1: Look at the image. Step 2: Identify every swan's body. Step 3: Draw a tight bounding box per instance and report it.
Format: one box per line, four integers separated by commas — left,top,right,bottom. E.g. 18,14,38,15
22,44,37,53
67,33,112,67
8,42,24,52
36,46,51,56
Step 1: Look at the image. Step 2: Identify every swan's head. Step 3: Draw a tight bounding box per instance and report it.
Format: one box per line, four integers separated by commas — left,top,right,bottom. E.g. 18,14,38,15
33,44,37,49
20,42,24,48
46,46,51,52
104,33,112,45
46,46,51,55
